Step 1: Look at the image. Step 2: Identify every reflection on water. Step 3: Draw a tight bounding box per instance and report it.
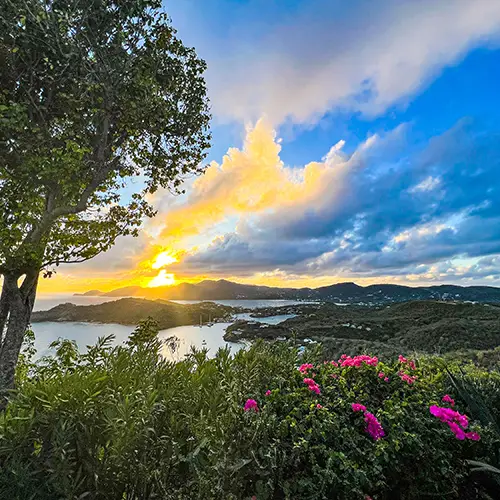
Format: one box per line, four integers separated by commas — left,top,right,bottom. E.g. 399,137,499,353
158,322,244,361
31,297,299,360
31,322,133,359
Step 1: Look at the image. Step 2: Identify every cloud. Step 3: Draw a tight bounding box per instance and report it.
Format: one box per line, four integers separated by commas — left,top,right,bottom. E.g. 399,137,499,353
201,0,500,125
173,118,500,283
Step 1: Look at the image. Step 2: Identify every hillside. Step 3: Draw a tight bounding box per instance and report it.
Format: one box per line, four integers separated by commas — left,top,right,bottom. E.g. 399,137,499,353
225,300,500,355
31,298,234,330
77,279,500,303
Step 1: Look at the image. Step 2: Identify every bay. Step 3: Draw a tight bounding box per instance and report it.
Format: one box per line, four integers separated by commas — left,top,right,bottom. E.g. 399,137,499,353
30,310,296,361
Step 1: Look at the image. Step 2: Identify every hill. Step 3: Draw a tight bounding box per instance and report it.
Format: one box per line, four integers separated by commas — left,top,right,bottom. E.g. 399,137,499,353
31,298,234,330
78,279,500,303
225,300,500,356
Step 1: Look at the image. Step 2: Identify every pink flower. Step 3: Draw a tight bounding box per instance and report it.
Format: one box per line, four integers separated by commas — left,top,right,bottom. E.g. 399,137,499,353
429,405,477,440
364,411,385,440
303,378,321,394
448,421,466,440
408,360,416,370
398,355,407,363
442,394,455,406
316,403,322,409
457,414,468,429
299,363,314,374
384,377,389,382
352,403,367,412
466,432,481,441
308,383,321,394
244,399,259,412
378,372,385,379
399,373,417,385
331,374,338,379
330,360,338,366
340,355,378,367
265,390,271,397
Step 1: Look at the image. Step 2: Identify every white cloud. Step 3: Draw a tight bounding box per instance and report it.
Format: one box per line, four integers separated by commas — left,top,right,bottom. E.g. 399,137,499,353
205,0,500,125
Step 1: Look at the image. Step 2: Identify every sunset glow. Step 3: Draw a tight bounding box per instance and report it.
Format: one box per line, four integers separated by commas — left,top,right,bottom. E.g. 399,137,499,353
152,251,178,269
34,0,500,294
148,270,176,288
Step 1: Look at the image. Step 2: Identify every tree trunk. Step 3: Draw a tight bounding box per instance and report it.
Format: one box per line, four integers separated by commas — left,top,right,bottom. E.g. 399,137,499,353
0,281,10,342
0,270,39,407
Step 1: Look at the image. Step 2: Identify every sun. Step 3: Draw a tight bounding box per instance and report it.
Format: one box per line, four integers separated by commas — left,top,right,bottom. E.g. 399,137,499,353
148,270,176,288
152,250,178,269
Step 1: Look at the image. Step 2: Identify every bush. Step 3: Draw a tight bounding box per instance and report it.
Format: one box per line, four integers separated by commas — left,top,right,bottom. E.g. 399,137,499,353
0,337,498,499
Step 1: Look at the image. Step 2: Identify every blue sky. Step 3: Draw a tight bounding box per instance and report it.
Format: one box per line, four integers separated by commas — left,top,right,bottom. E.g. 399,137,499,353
47,0,500,291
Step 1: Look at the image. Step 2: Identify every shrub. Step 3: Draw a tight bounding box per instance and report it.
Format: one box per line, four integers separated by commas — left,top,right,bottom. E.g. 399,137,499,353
0,337,498,499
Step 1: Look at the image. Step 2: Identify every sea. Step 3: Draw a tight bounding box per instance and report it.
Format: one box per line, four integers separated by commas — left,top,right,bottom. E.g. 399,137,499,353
31,295,304,360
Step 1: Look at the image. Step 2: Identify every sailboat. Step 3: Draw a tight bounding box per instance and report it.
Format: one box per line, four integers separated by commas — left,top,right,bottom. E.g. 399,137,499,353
206,313,214,327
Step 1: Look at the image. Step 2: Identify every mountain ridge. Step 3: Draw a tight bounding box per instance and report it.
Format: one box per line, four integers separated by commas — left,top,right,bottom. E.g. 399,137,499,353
74,279,500,303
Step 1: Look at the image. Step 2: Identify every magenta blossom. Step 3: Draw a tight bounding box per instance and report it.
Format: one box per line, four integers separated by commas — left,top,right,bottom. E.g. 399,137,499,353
466,432,481,441
316,403,322,409
399,372,417,385
299,363,314,374
351,403,367,412
398,355,407,363
429,405,478,441
340,355,378,367
265,390,271,397
364,411,385,440
448,421,466,440
442,394,455,406
303,378,321,394
384,377,389,382
244,399,259,412
378,372,385,379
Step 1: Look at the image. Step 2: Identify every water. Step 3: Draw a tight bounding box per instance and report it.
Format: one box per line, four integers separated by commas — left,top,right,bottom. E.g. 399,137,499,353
31,322,133,358
30,321,244,361
31,295,302,360
30,312,295,361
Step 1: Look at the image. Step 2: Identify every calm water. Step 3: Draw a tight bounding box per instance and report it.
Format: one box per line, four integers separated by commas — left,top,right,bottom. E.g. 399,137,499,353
30,312,296,360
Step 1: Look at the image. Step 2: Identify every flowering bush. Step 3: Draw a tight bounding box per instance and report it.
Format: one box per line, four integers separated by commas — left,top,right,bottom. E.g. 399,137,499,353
0,339,498,499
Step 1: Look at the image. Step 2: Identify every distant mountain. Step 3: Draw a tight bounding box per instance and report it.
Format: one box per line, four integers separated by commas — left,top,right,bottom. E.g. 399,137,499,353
73,289,104,297
77,279,500,304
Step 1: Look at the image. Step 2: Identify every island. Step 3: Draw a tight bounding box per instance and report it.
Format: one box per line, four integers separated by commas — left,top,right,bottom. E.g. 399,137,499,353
31,298,236,330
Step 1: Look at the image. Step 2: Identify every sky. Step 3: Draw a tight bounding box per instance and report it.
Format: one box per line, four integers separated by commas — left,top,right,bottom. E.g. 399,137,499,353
39,0,500,293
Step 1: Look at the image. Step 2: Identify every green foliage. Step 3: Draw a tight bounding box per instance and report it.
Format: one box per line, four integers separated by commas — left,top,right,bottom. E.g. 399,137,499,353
127,316,160,347
0,338,499,499
0,0,211,272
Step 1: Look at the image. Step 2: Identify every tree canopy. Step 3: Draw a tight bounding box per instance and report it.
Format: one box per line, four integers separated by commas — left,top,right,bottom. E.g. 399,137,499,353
0,0,211,395
0,0,211,274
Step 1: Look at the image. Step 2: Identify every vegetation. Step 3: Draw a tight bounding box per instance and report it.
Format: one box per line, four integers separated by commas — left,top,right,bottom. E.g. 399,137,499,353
1,333,500,499
31,298,234,329
0,0,210,394
227,301,500,357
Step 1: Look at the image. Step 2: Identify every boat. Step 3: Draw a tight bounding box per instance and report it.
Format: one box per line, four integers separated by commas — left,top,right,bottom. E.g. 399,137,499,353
206,313,214,327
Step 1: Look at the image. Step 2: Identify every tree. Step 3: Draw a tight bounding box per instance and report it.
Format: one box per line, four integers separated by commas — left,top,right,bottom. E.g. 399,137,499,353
0,0,211,398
